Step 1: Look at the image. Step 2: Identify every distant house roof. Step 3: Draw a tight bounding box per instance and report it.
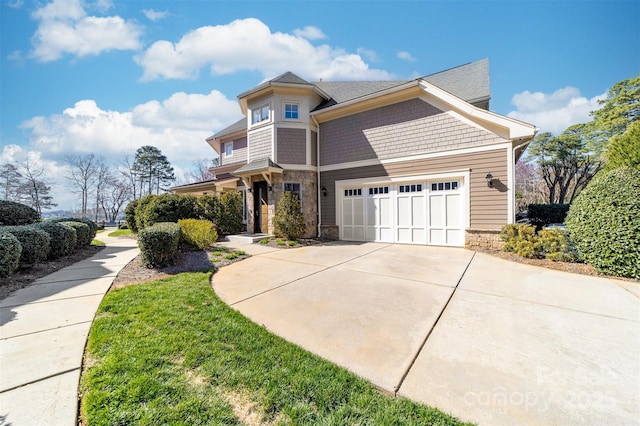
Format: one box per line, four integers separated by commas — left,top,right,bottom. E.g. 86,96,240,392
210,59,491,139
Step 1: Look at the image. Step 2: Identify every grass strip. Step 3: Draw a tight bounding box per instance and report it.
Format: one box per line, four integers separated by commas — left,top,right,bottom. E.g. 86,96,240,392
107,229,133,237
81,272,470,425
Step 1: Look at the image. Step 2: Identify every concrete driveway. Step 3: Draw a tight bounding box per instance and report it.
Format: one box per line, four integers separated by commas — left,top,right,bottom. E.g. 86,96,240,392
213,241,640,425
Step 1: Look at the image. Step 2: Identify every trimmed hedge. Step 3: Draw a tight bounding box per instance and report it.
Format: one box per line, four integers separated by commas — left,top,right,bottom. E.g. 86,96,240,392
49,217,98,243
199,192,244,235
35,221,77,259
60,221,92,249
566,167,640,279
0,200,40,226
178,219,218,250
124,199,139,233
143,194,201,228
1,225,51,267
134,194,158,231
138,222,181,268
0,231,22,277
527,204,570,228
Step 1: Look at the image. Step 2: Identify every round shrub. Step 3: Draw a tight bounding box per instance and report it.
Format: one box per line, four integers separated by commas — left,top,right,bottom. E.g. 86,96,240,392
0,231,22,277
134,194,158,231
143,194,201,228
178,219,218,250
35,221,77,259
500,224,542,258
538,228,578,262
566,167,640,279
60,221,92,248
49,217,98,242
138,222,181,268
124,198,139,233
2,225,51,267
0,200,40,226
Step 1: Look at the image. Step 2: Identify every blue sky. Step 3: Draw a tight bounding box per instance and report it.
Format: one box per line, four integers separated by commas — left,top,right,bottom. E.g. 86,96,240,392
1,0,638,211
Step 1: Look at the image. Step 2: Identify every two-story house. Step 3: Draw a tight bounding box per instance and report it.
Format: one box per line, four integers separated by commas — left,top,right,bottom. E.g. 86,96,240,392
186,59,537,248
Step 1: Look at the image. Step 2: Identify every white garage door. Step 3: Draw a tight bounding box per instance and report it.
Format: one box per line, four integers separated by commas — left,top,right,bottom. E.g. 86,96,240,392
339,178,465,246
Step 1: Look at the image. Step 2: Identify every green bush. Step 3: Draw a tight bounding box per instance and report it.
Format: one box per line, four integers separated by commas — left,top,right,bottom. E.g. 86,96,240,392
124,199,139,233
538,228,578,262
35,221,77,259
60,221,92,248
0,200,40,226
49,217,98,243
142,194,201,228
566,167,640,279
0,231,22,277
178,219,218,250
527,203,570,229
1,225,51,267
500,224,543,258
134,194,158,231
273,192,305,240
199,192,244,235
138,222,181,268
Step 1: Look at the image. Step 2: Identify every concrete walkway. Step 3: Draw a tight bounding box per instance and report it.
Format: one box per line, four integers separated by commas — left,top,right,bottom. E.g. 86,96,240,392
213,241,640,425
0,229,139,426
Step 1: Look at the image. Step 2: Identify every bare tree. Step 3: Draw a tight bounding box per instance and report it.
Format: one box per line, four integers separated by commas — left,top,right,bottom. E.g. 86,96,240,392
93,159,111,222
0,162,23,201
100,178,132,223
184,158,218,183
19,158,56,214
119,151,143,200
64,154,99,218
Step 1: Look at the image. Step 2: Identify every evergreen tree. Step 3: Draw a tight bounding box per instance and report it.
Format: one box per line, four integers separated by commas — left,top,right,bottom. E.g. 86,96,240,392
132,146,176,195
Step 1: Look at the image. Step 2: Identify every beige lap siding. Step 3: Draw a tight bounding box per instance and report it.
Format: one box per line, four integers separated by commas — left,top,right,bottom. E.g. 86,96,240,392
220,136,248,166
320,148,509,230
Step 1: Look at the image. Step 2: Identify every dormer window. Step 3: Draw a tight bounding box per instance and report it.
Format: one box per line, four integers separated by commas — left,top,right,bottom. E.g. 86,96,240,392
252,104,270,124
284,103,299,120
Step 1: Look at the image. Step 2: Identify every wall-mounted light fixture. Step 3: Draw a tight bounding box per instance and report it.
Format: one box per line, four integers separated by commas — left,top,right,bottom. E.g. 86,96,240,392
321,186,328,197
268,185,273,192
485,173,493,188
247,188,252,193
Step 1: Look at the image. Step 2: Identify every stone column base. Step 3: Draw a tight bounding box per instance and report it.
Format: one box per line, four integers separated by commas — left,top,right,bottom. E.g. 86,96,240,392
465,229,503,250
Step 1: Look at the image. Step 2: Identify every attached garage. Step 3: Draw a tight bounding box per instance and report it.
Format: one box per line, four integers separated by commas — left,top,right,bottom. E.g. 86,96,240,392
338,175,468,247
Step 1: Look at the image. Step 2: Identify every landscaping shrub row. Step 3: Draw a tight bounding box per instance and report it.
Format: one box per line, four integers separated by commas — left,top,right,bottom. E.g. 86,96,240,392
500,224,577,261
125,192,243,236
0,201,99,278
527,203,570,229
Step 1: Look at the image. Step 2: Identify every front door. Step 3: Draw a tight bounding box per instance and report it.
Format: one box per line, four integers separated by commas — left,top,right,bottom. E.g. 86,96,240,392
253,181,268,234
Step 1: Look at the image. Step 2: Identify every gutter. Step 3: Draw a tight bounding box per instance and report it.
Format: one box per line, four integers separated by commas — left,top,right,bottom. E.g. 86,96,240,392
312,115,322,238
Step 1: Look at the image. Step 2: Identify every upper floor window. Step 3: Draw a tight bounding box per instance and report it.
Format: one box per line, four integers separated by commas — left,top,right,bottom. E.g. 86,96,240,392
224,141,233,158
284,182,302,206
252,104,270,124
284,103,299,119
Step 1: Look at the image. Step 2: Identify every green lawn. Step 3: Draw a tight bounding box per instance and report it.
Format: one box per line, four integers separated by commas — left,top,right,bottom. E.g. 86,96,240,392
107,228,133,237
81,272,470,425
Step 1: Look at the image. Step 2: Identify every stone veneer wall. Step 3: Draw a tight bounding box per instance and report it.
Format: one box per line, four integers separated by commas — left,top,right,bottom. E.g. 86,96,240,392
270,170,318,238
465,229,504,250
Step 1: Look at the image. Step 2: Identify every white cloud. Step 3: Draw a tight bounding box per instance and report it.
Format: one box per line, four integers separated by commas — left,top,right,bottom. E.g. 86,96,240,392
30,0,142,62
397,51,416,62
142,8,168,21
293,26,326,40
7,0,24,9
134,18,392,82
507,87,606,135
17,91,242,209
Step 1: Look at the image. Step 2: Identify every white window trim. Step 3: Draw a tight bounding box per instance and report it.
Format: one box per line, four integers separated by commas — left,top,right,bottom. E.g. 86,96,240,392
251,103,271,126
224,141,233,158
283,181,302,206
283,101,300,121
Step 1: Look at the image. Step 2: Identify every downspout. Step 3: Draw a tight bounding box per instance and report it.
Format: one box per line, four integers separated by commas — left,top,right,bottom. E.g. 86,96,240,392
312,114,322,238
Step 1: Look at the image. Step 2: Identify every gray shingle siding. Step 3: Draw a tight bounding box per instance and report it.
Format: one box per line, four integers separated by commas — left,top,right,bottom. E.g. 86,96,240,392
320,98,506,165
276,128,306,164
220,136,247,166
249,127,272,160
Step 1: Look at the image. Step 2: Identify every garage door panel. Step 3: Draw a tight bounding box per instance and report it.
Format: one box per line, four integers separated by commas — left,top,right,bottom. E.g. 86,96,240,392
353,199,364,226
446,194,461,227
397,197,410,227
412,198,425,227
429,195,444,227
380,198,392,227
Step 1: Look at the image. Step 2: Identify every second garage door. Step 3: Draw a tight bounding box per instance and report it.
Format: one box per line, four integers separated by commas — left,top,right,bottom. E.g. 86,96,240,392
340,178,465,247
